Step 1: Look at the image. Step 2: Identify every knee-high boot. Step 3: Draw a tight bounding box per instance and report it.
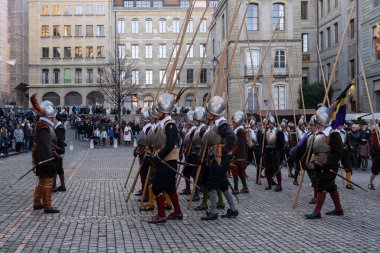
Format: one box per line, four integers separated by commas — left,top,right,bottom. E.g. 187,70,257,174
57,174,66,191
42,178,59,213
33,180,43,209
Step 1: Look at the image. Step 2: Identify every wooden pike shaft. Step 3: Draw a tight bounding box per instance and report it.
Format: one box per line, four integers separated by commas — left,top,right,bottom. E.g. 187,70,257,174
126,162,143,203
139,167,152,209
124,155,137,188
316,43,330,107
292,163,305,209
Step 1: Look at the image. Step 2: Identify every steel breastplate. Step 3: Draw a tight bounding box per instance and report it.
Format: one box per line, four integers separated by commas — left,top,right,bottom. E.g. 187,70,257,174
298,130,306,140
284,132,289,146
183,129,194,147
138,130,147,146
266,130,277,146
312,133,331,154
205,124,225,146
250,129,257,144
146,127,156,146
153,125,166,149
339,131,346,144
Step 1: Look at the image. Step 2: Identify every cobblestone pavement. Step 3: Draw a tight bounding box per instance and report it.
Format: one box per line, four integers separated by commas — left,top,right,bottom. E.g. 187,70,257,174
0,129,380,253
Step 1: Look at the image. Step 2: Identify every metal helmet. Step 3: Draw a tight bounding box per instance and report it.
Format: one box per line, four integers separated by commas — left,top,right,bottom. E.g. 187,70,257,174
232,111,245,125
249,119,256,127
41,100,56,118
140,107,150,122
193,106,206,122
185,111,195,125
262,118,268,126
280,119,287,129
156,93,175,114
298,115,306,126
308,115,317,125
267,112,276,125
149,105,159,119
206,96,226,116
315,107,330,126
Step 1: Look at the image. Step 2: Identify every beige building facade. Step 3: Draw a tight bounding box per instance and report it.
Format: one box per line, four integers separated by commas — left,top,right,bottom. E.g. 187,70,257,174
28,0,112,107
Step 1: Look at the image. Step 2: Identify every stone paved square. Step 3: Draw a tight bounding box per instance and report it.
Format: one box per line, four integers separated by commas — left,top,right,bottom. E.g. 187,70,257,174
0,129,379,252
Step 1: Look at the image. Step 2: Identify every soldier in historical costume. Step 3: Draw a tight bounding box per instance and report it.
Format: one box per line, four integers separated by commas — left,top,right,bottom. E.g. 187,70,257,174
200,96,238,220
368,123,380,190
264,114,285,192
305,107,344,219
148,93,183,224
230,111,249,193
52,114,67,192
179,111,197,195
337,123,354,190
31,94,60,213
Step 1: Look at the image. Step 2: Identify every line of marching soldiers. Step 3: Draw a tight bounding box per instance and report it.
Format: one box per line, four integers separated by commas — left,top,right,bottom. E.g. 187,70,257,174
132,93,380,223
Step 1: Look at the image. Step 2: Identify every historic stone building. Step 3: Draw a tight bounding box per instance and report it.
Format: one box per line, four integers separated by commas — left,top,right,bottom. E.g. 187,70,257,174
210,0,302,115
28,0,112,107
113,0,216,111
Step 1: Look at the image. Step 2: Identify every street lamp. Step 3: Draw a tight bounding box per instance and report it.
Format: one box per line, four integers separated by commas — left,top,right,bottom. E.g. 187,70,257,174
210,56,219,74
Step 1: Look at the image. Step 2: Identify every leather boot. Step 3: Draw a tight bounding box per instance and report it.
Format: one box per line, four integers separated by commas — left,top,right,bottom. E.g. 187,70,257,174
57,174,66,191
148,193,166,224
305,192,326,219
233,177,239,194
52,174,58,192
42,178,60,213
33,181,44,210
326,190,343,216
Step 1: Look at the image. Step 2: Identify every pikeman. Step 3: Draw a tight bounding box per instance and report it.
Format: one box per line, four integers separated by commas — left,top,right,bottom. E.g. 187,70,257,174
287,122,298,181
31,94,60,213
52,114,67,192
280,119,294,178
148,93,183,224
200,96,238,220
368,122,380,190
297,115,307,140
337,122,354,190
264,113,285,192
230,111,249,194
179,111,197,195
305,107,344,219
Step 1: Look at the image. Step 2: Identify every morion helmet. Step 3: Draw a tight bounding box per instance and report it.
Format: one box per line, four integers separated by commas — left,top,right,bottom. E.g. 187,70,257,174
193,106,206,122
206,96,226,116
156,93,175,114
185,111,195,125
232,111,245,125
140,107,150,122
315,107,330,126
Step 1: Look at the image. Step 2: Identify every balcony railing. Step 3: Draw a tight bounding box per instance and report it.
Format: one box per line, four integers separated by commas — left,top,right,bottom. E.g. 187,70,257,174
244,65,260,76
86,79,93,84
274,66,287,76
302,53,310,61
75,79,82,84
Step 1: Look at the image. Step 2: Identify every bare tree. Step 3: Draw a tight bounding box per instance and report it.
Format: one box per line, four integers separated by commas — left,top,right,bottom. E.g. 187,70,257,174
98,45,142,126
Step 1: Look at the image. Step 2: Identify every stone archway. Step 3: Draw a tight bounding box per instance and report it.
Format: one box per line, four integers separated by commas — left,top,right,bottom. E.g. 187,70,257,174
86,91,104,106
64,91,82,106
42,92,60,106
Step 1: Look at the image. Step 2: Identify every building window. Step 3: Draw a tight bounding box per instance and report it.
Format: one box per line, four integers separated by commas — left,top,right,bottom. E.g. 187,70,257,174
200,19,207,33
143,95,154,108
86,69,93,83
64,5,71,15
301,1,308,20
247,3,259,31
334,22,339,44
53,5,60,15
86,46,94,58
274,50,286,75
124,96,138,110
173,18,180,33
246,86,259,112
53,69,60,84
132,70,139,84
97,68,104,83
118,19,125,34
159,70,167,84
42,5,49,15
327,0,331,13
320,31,324,50
153,1,163,8
350,19,355,39
159,44,166,58
221,14,225,39
327,27,331,48
132,19,139,33
246,50,260,75
335,0,339,8
64,68,71,83
53,25,60,36
136,1,151,7
319,0,324,17
209,1,218,8
180,0,190,8
42,25,49,36
173,43,179,56
185,94,194,107
96,4,104,15
175,69,180,84
132,44,139,59
159,18,167,33
75,68,82,83
53,47,61,58
273,3,285,31
86,25,93,36
145,70,153,85
273,85,286,109
86,4,93,14
326,63,331,81
42,69,49,84
349,59,355,80
124,1,134,7
64,47,71,58
97,25,105,36
187,69,194,84
186,43,193,58
187,18,194,33
75,25,83,36
42,47,49,58
373,26,380,61
302,68,309,85
200,68,207,83
64,25,71,36
75,47,82,57
118,44,126,58
302,33,308,52
200,43,206,58
97,46,104,57
75,5,82,15
145,18,152,33
145,44,152,59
